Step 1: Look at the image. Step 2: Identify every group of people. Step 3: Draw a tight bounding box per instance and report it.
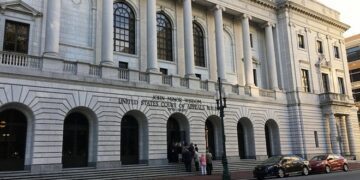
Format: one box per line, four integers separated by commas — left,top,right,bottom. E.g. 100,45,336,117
181,143,213,175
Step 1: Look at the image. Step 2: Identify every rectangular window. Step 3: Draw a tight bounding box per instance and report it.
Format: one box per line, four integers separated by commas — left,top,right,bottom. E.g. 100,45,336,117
3,20,30,53
301,69,310,92
314,131,319,148
253,69,257,86
322,73,329,93
250,33,253,48
353,89,360,102
338,77,345,94
350,69,360,82
334,46,340,58
118,62,128,69
195,73,201,79
317,40,323,54
298,34,305,49
160,68,168,75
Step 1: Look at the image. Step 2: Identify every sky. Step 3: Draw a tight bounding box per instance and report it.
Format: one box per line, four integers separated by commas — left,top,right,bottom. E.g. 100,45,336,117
317,0,360,37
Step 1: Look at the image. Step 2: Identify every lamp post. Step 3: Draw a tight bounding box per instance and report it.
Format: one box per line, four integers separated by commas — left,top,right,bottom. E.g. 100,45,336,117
215,77,231,180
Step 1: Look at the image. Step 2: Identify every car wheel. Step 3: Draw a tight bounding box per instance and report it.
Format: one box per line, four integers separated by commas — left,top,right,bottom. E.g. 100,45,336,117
302,167,309,176
343,164,349,172
325,165,331,173
278,168,285,178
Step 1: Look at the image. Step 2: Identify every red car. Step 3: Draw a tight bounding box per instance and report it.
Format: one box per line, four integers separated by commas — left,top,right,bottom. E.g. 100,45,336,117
309,154,349,173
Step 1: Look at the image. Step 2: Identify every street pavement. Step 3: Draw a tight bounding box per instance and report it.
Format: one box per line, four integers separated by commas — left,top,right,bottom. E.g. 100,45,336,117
158,162,360,180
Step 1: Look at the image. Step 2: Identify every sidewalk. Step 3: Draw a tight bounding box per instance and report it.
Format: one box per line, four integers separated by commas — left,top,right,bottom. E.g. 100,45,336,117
158,162,360,180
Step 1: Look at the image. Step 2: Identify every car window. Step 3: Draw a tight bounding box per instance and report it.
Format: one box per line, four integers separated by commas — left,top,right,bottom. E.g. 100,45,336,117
311,155,327,161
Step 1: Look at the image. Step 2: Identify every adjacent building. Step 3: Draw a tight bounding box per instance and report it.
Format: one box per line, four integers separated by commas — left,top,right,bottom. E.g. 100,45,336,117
346,34,360,121
0,0,359,174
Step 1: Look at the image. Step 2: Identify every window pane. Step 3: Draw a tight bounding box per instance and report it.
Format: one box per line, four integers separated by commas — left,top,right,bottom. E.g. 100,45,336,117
3,20,29,53
193,22,205,67
157,12,173,61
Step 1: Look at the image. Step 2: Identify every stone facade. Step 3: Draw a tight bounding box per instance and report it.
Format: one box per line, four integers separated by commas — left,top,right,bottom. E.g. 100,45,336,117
0,0,359,174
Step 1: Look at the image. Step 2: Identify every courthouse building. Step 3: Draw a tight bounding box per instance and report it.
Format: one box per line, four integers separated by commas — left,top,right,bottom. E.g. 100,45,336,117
0,0,359,173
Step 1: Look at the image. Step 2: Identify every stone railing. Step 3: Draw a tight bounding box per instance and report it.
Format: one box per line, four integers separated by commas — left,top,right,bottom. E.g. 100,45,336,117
162,75,172,85
200,80,208,91
118,68,129,80
0,51,42,70
259,89,276,98
0,51,286,100
319,92,350,105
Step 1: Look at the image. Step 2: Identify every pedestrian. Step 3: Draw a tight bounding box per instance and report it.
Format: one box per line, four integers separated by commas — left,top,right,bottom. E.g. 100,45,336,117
206,150,213,175
199,154,207,175
183,149,192,172
194,144,199,152
194,150,200,171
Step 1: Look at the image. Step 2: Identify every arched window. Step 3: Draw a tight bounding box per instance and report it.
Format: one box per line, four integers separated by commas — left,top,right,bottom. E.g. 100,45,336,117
157,12,173,61
193,22,205,67
113,1,136,54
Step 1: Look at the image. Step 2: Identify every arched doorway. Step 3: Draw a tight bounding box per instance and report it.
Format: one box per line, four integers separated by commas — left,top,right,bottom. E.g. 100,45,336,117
62,112,89,168
237,118,256,159
121,115,139,165
205,116,222,160
0,109,27,171
265,119,281,157
167,113,189,163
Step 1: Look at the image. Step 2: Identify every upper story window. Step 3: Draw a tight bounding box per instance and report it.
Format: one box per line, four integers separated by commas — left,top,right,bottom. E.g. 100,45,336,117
350,69,360,82
338,77,345,94
157,12,173,61
113,2,136,54
316,40,323,54
298,34,305,49
160,68,168,75
253,69,257,86
353,88,360,102
347,46,360,62
334,46,340,58
3,20,30,53
193,22,205,67
321,73,329,93
301,69,310,92
119,61,128,69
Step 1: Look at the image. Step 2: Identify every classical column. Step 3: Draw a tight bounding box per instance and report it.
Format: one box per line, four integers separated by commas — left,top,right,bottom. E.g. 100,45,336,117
241,14,254,86
147,0,158,72
340,116,350,155
329,113,340,154
101,0,114,65
44,0,61,55
183,0,195,77
213,5,226,81
346,115,356,155
264,23,279,90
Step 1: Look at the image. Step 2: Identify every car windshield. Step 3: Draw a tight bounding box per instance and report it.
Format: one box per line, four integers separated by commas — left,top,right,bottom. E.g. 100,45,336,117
311,155,327,161
263,156,282,164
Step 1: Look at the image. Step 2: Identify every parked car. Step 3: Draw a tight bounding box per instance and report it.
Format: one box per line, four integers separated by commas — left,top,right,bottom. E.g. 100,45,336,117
309,154,349,173
253,155,310,180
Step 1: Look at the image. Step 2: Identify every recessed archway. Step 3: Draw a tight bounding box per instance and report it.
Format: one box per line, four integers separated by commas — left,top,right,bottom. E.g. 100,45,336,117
120,110,148,165
237,117,256,159
205,115,223,160
265,119,281,157
167,113,189,163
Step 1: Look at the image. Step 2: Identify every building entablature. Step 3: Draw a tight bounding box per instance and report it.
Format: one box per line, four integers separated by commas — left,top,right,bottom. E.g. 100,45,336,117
277,1,350,32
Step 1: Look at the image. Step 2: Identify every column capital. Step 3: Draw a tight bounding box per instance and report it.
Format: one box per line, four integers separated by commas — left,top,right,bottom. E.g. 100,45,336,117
212,4,226,12
241,13,252,20
262,22,276,28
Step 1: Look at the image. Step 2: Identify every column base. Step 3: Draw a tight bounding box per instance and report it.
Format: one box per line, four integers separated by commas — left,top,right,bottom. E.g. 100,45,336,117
43,52,59,58
101,61,114,66
147,68,159,73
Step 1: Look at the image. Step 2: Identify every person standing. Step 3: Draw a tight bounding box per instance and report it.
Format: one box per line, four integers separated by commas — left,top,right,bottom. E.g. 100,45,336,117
183,149,192,172
194,150,200,171
194,144,199,152
206,150,213,175
199,154,207,175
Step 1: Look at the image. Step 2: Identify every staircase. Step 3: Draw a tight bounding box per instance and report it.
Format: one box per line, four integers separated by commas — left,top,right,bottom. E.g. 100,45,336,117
0,160,262,180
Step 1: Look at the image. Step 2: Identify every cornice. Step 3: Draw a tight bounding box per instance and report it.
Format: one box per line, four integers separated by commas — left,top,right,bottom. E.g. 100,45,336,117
277,1,350,31
249,0,277,10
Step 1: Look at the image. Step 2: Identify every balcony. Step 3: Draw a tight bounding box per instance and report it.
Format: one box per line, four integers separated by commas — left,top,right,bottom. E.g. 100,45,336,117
0,51,285,101
319,92,352,106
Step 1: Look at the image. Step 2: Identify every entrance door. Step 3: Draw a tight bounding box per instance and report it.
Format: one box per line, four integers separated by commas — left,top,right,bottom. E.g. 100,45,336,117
167,117,180,162
265,124,272,157
205,120,216,159
121,115,139,165
62,112,89,168
0,109,27,171
237,122,246,159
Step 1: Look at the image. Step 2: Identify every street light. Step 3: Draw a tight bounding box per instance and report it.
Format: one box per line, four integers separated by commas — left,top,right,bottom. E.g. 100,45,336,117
215,77,231,180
